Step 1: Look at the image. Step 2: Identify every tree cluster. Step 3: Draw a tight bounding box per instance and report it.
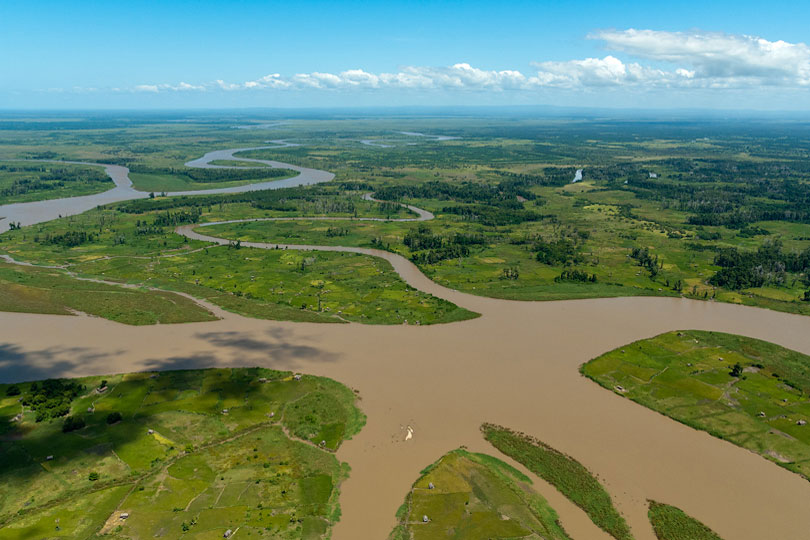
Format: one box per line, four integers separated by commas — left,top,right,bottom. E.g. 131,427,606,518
21,379,85,422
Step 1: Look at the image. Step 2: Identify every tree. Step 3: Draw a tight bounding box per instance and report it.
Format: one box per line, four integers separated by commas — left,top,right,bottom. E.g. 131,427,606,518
106,411,122,424
62,416,86,433
88,471,99,481
730,362,744,377
5,384,20,397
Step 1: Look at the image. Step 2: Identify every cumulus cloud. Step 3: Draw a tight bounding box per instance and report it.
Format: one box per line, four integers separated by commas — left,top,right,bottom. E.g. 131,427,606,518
119,29,810,95
591,29,810,86
530,55,681,88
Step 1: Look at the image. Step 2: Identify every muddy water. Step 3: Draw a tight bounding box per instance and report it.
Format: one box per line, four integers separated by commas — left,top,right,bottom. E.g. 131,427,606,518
2,297,810,539
3,148,810,539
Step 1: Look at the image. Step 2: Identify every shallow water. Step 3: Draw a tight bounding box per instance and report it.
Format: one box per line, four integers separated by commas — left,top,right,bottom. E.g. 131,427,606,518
2,148,810,539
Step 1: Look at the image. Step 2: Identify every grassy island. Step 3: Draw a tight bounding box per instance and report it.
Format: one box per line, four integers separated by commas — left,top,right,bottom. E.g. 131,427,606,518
582,331,810,479
0,368,364,539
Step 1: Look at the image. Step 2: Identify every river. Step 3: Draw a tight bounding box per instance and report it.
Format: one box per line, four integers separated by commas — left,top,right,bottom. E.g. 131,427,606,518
1,148,809,540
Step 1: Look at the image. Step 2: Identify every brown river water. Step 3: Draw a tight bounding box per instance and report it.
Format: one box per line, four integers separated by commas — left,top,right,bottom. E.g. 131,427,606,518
2,149,810,539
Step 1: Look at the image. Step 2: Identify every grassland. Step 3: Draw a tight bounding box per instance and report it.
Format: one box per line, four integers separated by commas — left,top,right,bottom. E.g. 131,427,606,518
206,186,810,316
647,501,723,540
481,424,634,540
128,168,295,193
388,449,571,540
0,161,112,203
0,367,365,539
581,331,810,479
0,260,216,324
3,113,810,320
0,194,473,325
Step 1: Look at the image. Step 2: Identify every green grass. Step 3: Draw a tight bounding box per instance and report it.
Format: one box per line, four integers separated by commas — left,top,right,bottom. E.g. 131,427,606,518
0,367,365,539
581,330,810,480
0,260,216,324
388,449,571,540
208,160,269,167
129,170,294,192
647,501,724,540
0,161,112,203
203,194,810,317
0,198,473,325
71,244,477,325
481,424,634,540
3,114,810,321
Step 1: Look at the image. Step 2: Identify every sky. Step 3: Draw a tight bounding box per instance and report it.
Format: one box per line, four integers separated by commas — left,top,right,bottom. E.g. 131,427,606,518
1,0,809,110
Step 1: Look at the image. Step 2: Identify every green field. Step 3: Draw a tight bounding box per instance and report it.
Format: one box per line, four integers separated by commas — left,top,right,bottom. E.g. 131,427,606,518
482,424,634,540
0,194,472,325
0,161,112,203
388,449,571,540
0,367,365,539
129,169,295,192
581,331,810,479
0,260,216,325
3,114,810,321
647,501,724,540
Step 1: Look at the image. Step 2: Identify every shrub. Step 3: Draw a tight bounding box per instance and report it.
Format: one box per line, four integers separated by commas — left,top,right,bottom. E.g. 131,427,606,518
62,416,86,433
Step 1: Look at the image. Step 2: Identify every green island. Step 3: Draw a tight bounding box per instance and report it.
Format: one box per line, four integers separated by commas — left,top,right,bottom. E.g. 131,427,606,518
0,367,364,539
388,449,571,540
0,187,473,325
581,330,810,479
0,161,112,203
481,423,634,540
128,166,296,193
647,501,724,540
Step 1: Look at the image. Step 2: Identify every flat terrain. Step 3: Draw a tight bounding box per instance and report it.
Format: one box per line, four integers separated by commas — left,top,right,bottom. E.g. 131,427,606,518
3,114,810,540
388,449,571,540
0,161,112,203
582,330,810,479
647,501,723,540
2,293,810,540
3,115,810,319
0,260,216,325
129,166,295,193
0,195,471,325
482,424,633,540
0,367,364,539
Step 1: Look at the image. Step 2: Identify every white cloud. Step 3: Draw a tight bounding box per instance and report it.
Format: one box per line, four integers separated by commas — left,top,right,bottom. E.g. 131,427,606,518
591,29,810,86
111,30,810,96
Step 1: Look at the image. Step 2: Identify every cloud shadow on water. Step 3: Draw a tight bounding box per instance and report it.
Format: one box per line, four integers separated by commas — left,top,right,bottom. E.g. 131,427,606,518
0,343,122,384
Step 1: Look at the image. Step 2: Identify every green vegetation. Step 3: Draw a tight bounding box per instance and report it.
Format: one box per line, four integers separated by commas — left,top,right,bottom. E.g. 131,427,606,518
0,161,111,203
0,191,473,324
581,330,810,479
388,449,571,540
482,423,634,540
128,165,295,192
0,260,216,324
0,367,365,539
4,113,810,319
648,501,724,540
21,378,85,421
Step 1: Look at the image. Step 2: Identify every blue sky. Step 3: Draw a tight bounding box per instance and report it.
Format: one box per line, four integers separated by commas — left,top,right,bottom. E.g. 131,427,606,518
1,0,809,109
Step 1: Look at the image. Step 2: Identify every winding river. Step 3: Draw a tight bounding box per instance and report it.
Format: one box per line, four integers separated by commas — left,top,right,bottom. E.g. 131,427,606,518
1,147,810,540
